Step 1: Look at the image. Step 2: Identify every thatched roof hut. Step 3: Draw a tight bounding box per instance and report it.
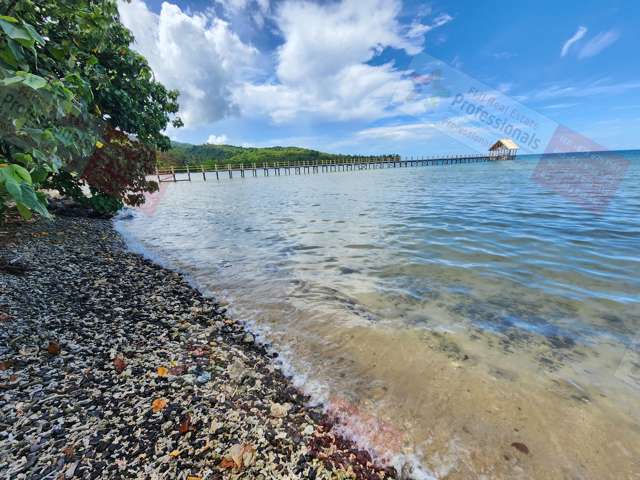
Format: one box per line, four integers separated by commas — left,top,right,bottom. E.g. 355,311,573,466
489,139,518,159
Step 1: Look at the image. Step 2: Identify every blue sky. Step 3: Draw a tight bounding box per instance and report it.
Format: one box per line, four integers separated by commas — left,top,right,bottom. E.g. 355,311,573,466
118,0,640,155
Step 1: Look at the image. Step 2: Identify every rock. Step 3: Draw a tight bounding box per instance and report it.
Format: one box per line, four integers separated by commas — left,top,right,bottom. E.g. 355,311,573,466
65,461,79,479
243,333,255,344
270,402,290,418
196,371,211,384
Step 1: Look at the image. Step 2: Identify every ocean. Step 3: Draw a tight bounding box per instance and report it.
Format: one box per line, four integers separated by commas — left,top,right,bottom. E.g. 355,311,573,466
116,151,640,479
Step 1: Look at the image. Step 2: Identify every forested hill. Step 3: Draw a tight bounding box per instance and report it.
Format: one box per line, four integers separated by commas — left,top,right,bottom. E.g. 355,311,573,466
157,142,344,167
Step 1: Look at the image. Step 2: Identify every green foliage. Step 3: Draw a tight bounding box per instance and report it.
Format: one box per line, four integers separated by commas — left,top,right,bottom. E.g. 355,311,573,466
0,0,181,220
0,162,49,219
158,143,346,168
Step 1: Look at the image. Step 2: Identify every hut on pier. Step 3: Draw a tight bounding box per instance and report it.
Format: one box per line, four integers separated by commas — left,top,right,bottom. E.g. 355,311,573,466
489,139,518,160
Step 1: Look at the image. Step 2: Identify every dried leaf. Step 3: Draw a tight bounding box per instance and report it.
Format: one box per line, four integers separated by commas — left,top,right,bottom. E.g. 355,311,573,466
242,444,256,467
219,458,236,470
179,414,193,434
0,360,12,371
113,356,126,374
47,340,61,355
151,398,168,413
62,446,75,458
220,443,256,470
187,476,202,480
157,366,169,377
228,444,244,467
511,442,530,455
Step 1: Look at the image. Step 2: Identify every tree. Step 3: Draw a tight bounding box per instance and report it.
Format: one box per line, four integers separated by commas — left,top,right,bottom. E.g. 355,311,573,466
0,0,181,219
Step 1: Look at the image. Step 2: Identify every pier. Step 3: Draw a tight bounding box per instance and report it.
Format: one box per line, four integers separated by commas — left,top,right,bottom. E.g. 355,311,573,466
155,151,516,183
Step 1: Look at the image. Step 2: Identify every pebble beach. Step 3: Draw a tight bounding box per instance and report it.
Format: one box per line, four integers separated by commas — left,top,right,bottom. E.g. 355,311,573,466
0,213,398,480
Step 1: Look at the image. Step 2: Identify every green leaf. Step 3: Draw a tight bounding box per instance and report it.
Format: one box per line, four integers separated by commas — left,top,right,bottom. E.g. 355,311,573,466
0,18,33,44
15,202,33,220
10,164,32,184
22,23,45,45
4,176,22,202
13,116,26,130
0,46,18,67
0,75,23,86
19,183,50,218
49,46,66,61
20,72,47,89
31,166,49,184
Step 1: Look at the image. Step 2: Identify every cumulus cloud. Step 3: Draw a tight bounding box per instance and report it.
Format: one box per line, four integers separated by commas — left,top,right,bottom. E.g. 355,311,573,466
207,134,229,144
118,0,452,130
235,0,451,123
578,30,620,59
216,0,271,27
561,26,587,57
275,0,420,83
118,0,257,127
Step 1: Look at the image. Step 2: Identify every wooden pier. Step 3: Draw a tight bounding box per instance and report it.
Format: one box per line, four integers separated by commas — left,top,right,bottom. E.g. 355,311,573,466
155,152,516,183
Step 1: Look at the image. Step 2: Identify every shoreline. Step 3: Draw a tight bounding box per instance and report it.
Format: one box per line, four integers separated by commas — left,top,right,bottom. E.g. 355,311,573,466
0,215,398,479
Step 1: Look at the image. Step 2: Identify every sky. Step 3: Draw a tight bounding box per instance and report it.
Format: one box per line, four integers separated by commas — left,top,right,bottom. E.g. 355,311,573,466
117,0,640,156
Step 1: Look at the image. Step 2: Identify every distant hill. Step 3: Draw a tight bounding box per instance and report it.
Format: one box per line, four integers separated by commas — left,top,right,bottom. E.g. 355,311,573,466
157,142,345,167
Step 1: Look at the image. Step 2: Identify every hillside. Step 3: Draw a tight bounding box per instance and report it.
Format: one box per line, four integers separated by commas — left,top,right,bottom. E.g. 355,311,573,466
157,142,345,167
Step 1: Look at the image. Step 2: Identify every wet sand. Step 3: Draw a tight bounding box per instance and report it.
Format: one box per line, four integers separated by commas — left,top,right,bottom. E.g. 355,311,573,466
310,324,640,479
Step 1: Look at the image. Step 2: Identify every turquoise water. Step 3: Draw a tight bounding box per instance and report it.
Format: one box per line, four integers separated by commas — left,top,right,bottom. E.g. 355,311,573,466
117,152,640,478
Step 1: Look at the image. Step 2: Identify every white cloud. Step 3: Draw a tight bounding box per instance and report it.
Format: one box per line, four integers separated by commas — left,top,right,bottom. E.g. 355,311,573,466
216,0,271,26
216,0,269,14
237,62,417,123
356,122,439,141
542,103,579,110
275,0,420,83
217,0,250,10
561,26,587,57
236,0,452,123
578,30,620,59
529,79,640,100
351,115,491,150
118,0,257,127
407,13,453,39
207,134,229,144
118,0,453,131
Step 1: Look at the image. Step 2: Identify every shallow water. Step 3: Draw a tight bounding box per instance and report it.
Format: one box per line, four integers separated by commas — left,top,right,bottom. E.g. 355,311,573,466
117,152,640,479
